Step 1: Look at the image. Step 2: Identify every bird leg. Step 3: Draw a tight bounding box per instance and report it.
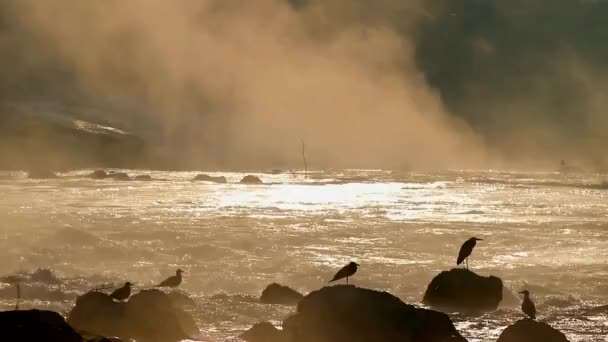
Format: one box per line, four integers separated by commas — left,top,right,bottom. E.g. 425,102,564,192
465,258,469,270
346,276,349,285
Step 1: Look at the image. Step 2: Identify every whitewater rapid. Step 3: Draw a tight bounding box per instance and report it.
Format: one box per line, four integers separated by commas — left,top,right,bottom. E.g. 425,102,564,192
0,169,606,341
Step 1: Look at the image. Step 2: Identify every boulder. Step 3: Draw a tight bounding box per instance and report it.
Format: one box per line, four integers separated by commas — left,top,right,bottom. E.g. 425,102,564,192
240,322,284,342
133,175,152,181
90,170,108,179
108,172,130,181
240,175,263,184
30,268,61,284
283,285,467,342
68,289,197,342
0,309,82,342
422,268,502,313
192,174,227,183
260,283,304,305
497,319,570,342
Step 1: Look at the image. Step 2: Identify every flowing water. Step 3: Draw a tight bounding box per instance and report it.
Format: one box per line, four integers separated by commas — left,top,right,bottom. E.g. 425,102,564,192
0,169,607,341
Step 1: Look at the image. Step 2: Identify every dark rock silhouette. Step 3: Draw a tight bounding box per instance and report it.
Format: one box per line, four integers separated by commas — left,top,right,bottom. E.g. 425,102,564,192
134,175,152,181
283,285,467,342
30,268,61,284
192,174,227,183
68,289,197,342
0,309,82,342
90,170,108,179
240,322,284,342
260,283,304,305
86,337,124,342
240,175,263,184
497,319,570,342
108,172,130,181
27,169,58,179
423,268,502,313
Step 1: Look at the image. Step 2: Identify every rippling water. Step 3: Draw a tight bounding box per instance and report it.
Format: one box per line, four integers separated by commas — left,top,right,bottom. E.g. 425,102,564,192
0,169,607,341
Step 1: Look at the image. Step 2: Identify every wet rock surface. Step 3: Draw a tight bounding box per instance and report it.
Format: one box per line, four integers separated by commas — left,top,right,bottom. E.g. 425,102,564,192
0,309,82,342
260,283,304,305
282,285,467,342
497,319,570,342
68,289,197,342
423,268,503,313
240,175,263,184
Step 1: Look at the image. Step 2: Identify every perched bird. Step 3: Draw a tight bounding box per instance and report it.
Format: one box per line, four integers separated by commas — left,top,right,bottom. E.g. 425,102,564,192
519,290,536,320
156,269,184,288
329,262,360,285
457,237,483,269
110,282,133,301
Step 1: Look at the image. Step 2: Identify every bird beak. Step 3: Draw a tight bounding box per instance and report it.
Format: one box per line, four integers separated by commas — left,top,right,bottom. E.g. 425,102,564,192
476,238,484,241
355,263,360,266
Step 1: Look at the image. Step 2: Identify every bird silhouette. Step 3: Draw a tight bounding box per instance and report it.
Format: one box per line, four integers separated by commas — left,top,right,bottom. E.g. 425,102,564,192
110,282,133,301
457,237,483,269
519,290,536,319
329,262,359,285
156,269,184,288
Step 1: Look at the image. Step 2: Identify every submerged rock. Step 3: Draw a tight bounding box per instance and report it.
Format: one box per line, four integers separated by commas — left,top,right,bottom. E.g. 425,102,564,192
90,170,108,179
240,322,284,342
0,309,82,342
283,285,467,342
192,174,227,183
68,289,197,342
497,319,570,342
260,283,304,305
240,175,263,184
422,268,503,313
30,268,61,284
133,175,152,181
108,172,130,181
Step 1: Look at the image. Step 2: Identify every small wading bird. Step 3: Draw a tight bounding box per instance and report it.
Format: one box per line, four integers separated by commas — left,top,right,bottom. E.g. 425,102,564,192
457,237,483,270
156,269,184,288
519,290,536,320
329,262,360,285
110,282,133,301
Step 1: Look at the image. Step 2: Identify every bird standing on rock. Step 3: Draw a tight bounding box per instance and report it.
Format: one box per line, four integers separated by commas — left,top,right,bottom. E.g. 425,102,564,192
110,282,133,301
156,269,184,288
329,262,359,285
457,237,483,270
519,290,536,319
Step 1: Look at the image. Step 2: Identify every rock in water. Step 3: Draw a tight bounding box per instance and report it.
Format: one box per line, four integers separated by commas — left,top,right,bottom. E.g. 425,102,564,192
68,289,197,342
240,322,284,342
90,170,108,179
240,175,263,184
283,285,467,342
260,283,304,305
423,268,503,313
0,309,82,342
134,175,152,181
192,174,227,183
497,319,570,342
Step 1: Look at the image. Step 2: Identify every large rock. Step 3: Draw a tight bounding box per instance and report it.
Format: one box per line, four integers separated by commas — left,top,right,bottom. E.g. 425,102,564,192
283,285,467,342
240,322,284,342
0,309,82,342
192,174,227,183
260,283,304,305
240,175,263,184
68,289,197,342
422,268,502,313
497,319,570,342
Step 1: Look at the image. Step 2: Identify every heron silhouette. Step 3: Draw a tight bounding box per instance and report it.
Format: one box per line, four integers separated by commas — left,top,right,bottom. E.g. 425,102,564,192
156,269,184,288
519,290,536,319
457,237,483,269
110,282,133,301
329,262,359,285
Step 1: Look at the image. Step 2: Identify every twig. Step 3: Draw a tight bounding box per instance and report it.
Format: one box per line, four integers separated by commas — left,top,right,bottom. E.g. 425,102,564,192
301,140,308,179
14,282,20,310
